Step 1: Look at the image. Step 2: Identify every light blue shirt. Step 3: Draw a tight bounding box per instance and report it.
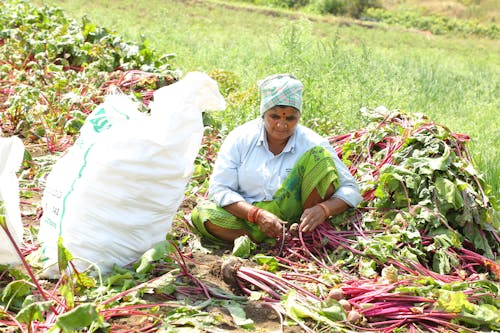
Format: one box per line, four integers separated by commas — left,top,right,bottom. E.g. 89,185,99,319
208,118,362,208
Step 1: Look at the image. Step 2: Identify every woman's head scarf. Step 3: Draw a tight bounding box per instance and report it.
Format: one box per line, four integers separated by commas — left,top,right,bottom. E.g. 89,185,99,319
258,74,303,116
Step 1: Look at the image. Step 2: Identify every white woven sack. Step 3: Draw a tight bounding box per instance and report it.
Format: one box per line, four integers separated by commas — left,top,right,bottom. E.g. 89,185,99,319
38,72,226,277
0,136,25,265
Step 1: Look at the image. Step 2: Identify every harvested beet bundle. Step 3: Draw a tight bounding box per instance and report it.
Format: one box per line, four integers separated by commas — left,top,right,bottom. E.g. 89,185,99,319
329,107,498,264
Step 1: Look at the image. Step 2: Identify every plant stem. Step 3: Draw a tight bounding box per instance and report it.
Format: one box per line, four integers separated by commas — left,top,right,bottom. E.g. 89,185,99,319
1,223,59,315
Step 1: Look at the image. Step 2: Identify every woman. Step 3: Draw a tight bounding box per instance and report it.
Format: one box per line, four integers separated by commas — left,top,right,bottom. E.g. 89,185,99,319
191,74,362,245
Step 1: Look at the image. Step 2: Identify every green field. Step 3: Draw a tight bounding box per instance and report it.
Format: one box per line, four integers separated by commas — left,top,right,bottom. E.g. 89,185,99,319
38,0,499,198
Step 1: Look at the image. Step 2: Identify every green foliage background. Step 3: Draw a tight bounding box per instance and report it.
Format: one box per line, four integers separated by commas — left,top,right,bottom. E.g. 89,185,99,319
37,0,500,199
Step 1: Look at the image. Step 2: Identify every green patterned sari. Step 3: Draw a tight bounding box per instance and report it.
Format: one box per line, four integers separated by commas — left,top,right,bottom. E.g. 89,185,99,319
191,146,340,244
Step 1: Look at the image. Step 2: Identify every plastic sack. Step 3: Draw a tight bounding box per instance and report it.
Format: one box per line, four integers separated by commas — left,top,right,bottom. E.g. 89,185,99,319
38,72,226,277
0,136,25,265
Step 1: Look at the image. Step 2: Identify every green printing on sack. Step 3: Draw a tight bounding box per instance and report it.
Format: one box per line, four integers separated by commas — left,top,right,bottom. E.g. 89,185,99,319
88,107,111,133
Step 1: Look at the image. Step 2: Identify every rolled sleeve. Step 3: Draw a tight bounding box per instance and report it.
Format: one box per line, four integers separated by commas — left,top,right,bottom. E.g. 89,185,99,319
333,185,362,208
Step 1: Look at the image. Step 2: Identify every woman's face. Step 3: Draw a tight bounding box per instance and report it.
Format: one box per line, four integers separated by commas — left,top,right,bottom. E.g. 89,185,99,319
263,106,300,143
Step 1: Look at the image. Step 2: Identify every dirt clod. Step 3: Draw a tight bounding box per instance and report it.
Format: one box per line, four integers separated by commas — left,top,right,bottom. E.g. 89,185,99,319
221,256,244,290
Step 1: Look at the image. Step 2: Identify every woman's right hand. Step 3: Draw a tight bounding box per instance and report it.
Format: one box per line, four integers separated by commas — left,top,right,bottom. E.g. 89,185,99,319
256,210,286,239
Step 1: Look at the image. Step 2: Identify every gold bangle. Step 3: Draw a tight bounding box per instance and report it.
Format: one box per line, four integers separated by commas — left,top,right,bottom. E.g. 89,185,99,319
318,203,330,218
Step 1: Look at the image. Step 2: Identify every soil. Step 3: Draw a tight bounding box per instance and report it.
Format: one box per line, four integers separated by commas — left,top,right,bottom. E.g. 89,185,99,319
185,250,303,333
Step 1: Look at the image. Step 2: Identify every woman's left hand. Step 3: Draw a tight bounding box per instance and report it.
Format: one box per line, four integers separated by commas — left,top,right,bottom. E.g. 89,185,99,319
299,205,327,233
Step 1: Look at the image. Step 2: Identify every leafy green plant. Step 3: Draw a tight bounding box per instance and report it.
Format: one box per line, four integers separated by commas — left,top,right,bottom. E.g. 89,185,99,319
0,0,178,153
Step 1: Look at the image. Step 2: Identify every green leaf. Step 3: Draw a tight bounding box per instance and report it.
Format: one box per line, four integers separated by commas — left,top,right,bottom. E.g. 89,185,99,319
46,63,63,72
164,306,216,328
319,300,346,321
282,290,316,322
106,271,134,288
437,290,474,313
64,111,86,135
432,249,452,274
21,150,33,170
15,301,52,324
405,142,451,174
135,240,175,274
399,247,422,264
359,234,398,262
82,19,97,38
281,290,345,329
232,235,256,259
463,222,494,258
428,228,462,248
57,237,73,272
192,164,207,178
2,280,33,307
75,272,97,289
400,227,422,244
0,214,6,229
59,283,74,309
253,254,279,273
358,258,377,278
221,300,254,329
55,303,103,332
374,165,418,207
144,270,179,294
374,169,402,199
435,177,464,210
457,303,500,330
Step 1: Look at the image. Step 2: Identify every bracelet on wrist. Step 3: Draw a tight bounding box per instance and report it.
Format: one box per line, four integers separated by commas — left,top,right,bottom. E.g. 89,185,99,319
247,206,262,223
318,203,330,218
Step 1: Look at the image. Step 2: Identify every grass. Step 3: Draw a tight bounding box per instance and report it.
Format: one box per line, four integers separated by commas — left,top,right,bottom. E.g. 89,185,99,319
381,0,499,24
37,0,499,199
